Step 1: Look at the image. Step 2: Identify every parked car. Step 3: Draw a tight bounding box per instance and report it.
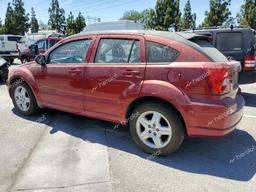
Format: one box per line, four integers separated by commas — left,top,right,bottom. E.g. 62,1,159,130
6,30,244,155
18,37,62,63
0,35,22,64
0,57,9,83
192,26,256,84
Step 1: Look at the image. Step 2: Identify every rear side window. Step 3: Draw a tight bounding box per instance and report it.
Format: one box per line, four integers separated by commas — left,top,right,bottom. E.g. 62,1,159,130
95,39,140,64
7,36,21,42
193,40,228,62
216,32,242,51
146,41,179,63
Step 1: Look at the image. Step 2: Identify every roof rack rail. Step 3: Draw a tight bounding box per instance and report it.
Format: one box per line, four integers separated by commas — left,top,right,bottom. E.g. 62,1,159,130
193,25,251,31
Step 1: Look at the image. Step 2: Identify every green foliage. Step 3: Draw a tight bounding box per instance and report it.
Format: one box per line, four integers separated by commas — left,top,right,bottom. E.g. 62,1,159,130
203,0,231,27
141,8,156,29
2,1,29,35
66,12,86,36
48,0,65,33
75,12,86,33
182,0,196,29
237,0,256,29
12,0,30,35
154,0,181,31
120,10,143,22
30,7,39,33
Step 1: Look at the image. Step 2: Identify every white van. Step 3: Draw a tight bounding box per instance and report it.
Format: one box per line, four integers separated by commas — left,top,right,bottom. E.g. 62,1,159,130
0,35,22,64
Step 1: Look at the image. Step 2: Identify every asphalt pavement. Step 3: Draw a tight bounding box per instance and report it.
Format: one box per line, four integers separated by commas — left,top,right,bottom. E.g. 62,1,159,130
0,61,255,192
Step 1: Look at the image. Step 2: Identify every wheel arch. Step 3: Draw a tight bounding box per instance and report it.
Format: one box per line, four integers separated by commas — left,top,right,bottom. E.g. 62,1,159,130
9,76,44,108
125,96,187,135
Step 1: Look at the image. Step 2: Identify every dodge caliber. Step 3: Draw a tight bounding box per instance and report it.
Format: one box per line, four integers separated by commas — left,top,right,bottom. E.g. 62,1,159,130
7,30,245,155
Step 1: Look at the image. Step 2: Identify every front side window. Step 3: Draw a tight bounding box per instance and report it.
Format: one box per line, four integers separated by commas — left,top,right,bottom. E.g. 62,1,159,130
48,39,92,64
216,32,242,51
95,39,140,64
146,41,179,63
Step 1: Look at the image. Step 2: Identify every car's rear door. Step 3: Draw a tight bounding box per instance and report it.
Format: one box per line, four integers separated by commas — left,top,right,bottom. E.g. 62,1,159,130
83,34,146,122
33,36,95,113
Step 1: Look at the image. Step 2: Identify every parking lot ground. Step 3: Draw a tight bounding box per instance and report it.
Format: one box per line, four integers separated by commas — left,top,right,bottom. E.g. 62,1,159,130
0,75,255,192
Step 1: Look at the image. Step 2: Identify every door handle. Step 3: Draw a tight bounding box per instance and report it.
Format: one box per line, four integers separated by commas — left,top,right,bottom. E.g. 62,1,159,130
122,70,140,76
68,68,81,75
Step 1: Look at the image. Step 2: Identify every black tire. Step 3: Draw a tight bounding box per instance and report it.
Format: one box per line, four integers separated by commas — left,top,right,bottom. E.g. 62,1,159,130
129,102,185,156
3,57,14,65
21,56,29,64
11,81,40,115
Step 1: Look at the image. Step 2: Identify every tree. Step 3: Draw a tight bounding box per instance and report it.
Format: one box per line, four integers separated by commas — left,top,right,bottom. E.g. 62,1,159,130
203,0,231,27
223,16,236,27
120,10,143,22
237,0,256,29
4,2,15,34
154,0,181,31
12,0,30,35
65,12,76,36
182,0,196,29
0,18,4,34
30,7,39,33
75,12,86,33
141,8,156,29
48,0,65,33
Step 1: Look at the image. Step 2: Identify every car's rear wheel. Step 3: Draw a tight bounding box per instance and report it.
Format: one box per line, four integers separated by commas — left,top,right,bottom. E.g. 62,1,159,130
11,82,40,115
129,102,185,155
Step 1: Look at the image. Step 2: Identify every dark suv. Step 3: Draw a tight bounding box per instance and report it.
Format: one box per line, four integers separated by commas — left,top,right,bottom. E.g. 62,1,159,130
193,27,256,84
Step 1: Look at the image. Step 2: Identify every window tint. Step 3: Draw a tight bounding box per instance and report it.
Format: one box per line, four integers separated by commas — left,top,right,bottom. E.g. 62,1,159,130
95,39,140,64
216,32,242,51
48,39,92,64
36,40,46,49
7,36,21,42
146,41,179,63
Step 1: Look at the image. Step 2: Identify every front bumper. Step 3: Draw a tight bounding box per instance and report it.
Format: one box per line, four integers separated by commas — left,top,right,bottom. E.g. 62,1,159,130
186,94,245,137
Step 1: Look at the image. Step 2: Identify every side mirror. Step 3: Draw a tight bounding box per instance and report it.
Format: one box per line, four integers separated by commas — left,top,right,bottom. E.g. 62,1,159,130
35,55,46,65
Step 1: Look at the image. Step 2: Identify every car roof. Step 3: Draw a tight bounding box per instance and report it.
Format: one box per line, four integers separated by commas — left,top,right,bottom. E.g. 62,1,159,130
68,30,194,44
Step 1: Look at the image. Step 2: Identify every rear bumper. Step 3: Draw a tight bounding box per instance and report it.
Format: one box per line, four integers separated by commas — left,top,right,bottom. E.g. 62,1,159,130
186,94,245,137
239,70,256,84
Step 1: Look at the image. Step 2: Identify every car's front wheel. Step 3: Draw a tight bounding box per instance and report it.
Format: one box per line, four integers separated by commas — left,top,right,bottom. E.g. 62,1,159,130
129,102,185,155
11,82,40,115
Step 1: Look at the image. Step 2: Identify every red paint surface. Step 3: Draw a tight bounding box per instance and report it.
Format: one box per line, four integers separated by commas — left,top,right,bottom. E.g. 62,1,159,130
7,33,245,137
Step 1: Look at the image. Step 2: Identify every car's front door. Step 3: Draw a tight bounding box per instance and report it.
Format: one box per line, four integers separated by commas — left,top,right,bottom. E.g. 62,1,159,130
84,35,146,122
34,38,93,113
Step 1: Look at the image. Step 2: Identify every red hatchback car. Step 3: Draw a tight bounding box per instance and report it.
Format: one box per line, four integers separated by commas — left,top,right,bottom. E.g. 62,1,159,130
7,30,245,155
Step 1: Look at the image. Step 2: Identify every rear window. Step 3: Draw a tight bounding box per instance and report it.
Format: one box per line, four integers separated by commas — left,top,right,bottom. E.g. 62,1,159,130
216,32,242,51
193,40,228,62
7,36,21,42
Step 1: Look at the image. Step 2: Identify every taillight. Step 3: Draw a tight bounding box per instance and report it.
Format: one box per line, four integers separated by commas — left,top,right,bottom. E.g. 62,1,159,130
207,67,231,95
243,54,256,71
